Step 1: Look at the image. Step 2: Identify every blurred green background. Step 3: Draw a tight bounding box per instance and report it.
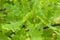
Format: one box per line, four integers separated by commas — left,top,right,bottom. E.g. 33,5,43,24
0,0,60,40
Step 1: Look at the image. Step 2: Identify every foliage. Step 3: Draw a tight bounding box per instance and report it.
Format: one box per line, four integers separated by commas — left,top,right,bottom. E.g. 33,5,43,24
0,0,60,40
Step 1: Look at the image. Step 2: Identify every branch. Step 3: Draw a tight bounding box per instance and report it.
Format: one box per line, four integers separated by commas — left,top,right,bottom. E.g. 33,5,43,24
43,24,60,29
